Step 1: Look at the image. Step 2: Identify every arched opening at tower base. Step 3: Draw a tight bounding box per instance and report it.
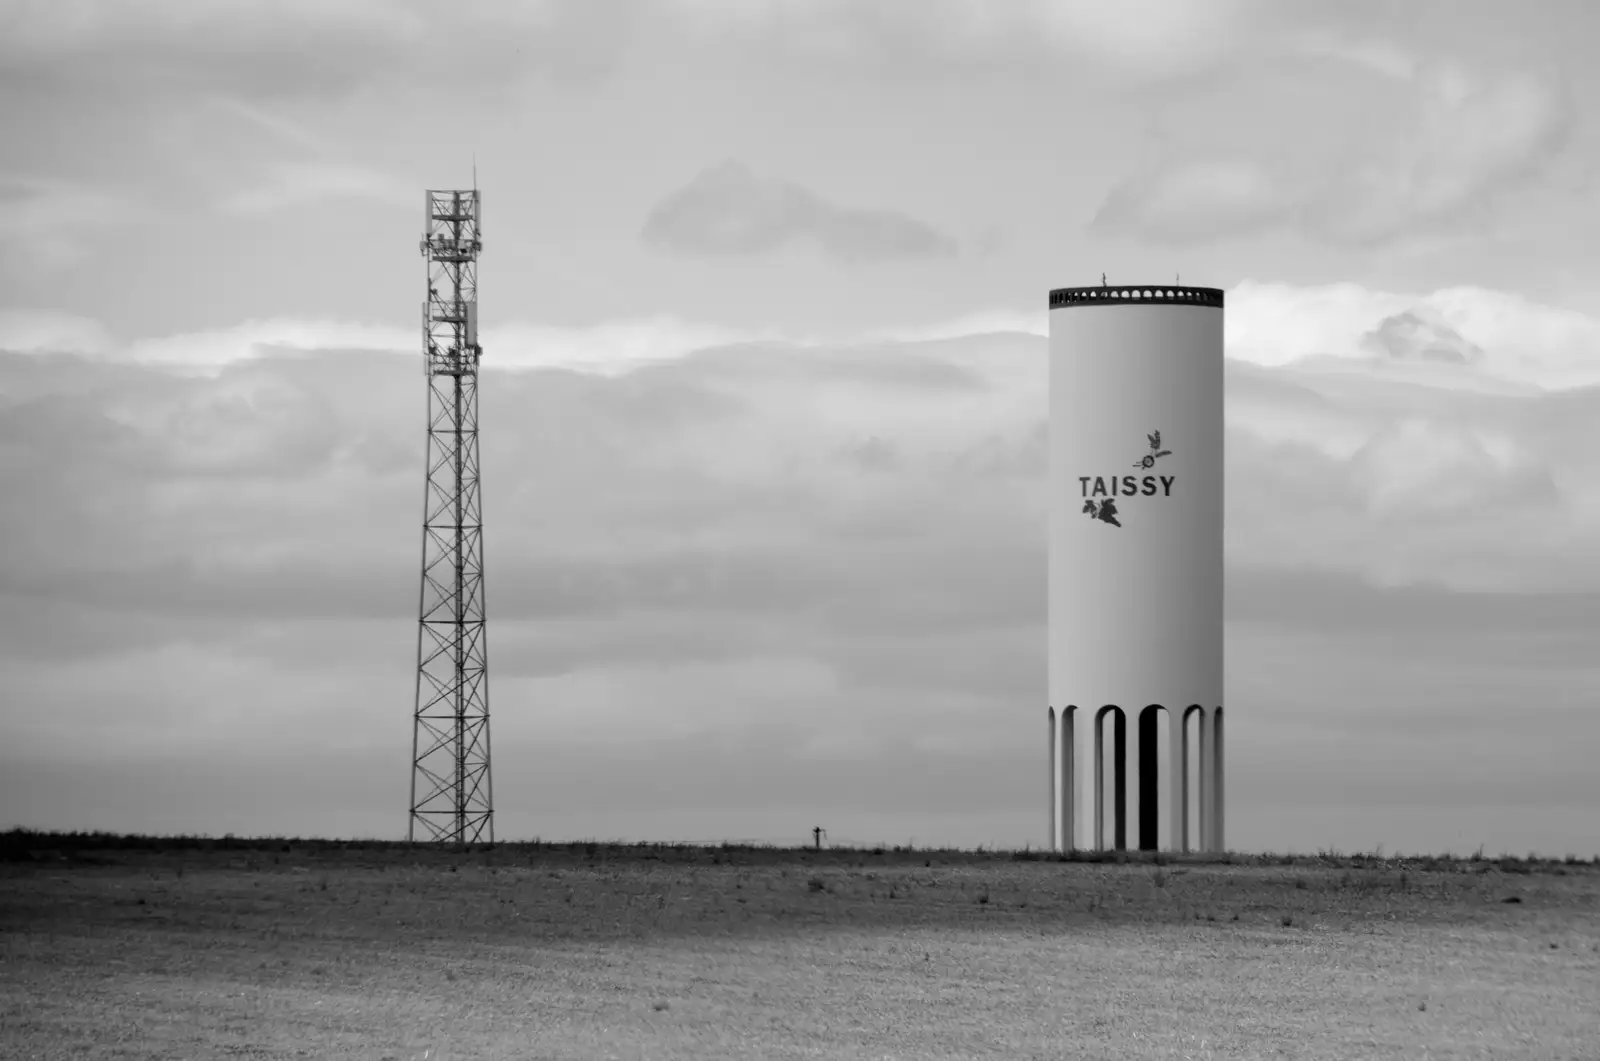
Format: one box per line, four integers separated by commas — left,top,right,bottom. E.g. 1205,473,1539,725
1093,706,1126,851
1138,705,1173,852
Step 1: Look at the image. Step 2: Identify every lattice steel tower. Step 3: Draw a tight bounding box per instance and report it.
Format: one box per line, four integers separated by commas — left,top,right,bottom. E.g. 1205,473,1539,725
409,185,493,843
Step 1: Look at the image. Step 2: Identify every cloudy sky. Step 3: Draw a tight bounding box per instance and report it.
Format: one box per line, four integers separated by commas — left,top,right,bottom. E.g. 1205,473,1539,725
3,0,1599,857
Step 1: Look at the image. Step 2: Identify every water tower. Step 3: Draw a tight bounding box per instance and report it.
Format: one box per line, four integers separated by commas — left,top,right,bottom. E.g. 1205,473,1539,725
1047,284,1225,853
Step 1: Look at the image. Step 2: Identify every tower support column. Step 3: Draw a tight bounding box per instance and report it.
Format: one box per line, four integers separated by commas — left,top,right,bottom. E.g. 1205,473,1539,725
1198,707,1215,852
1047,707,1057,851
1058,707,1074,851
1213,708,1225,852
1170,707,1187,852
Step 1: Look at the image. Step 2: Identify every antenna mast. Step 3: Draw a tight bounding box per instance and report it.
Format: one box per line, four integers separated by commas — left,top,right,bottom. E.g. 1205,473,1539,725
409,182,493,844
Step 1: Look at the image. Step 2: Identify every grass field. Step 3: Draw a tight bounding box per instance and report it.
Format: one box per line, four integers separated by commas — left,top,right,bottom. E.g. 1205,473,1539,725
2,831,1597,1060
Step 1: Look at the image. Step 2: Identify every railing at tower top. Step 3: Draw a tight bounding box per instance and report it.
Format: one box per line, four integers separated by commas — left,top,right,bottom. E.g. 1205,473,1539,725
1048,285,1225,309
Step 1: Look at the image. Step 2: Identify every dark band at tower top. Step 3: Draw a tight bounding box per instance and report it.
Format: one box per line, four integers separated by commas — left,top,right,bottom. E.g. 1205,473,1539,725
1049,285,1225,309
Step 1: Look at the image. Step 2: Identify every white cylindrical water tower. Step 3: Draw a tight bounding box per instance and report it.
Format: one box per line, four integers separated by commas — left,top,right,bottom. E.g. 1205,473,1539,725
1047,284,1225,854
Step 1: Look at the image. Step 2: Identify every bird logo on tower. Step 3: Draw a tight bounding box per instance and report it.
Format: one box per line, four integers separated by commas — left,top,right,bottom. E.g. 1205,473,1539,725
1080,430,1176,528
1133,430,1172,469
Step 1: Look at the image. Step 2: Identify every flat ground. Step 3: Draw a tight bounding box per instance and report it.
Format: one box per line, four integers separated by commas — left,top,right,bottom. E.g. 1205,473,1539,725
2,835,1597,1060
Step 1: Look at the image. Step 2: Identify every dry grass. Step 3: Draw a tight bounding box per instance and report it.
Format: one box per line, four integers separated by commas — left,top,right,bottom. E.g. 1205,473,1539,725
2,832,1598,1059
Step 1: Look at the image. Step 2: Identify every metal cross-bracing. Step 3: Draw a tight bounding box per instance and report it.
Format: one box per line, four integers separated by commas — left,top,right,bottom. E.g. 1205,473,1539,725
409,187,493,844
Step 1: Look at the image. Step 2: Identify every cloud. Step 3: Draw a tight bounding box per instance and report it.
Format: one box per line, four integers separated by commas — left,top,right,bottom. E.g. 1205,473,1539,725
217,162,415,214
1091,50,1576,247
641,160,959,264
1090,159,1294,245
0,0,1265,115
0,309,116,356
0,0,619,101
2,314,799,378
0,175,155,273
1,306,1048,380
1224,280,1600,391
1305,59,1575,245
1287,33,1419,81
0,318,1054,800
1358,307,1485,366
206,96,329,153
4,280,1600,850
197,99,411,215
660,0,1260,78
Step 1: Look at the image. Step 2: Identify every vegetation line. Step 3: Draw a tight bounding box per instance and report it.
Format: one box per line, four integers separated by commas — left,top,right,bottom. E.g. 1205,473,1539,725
4,827,1595,871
